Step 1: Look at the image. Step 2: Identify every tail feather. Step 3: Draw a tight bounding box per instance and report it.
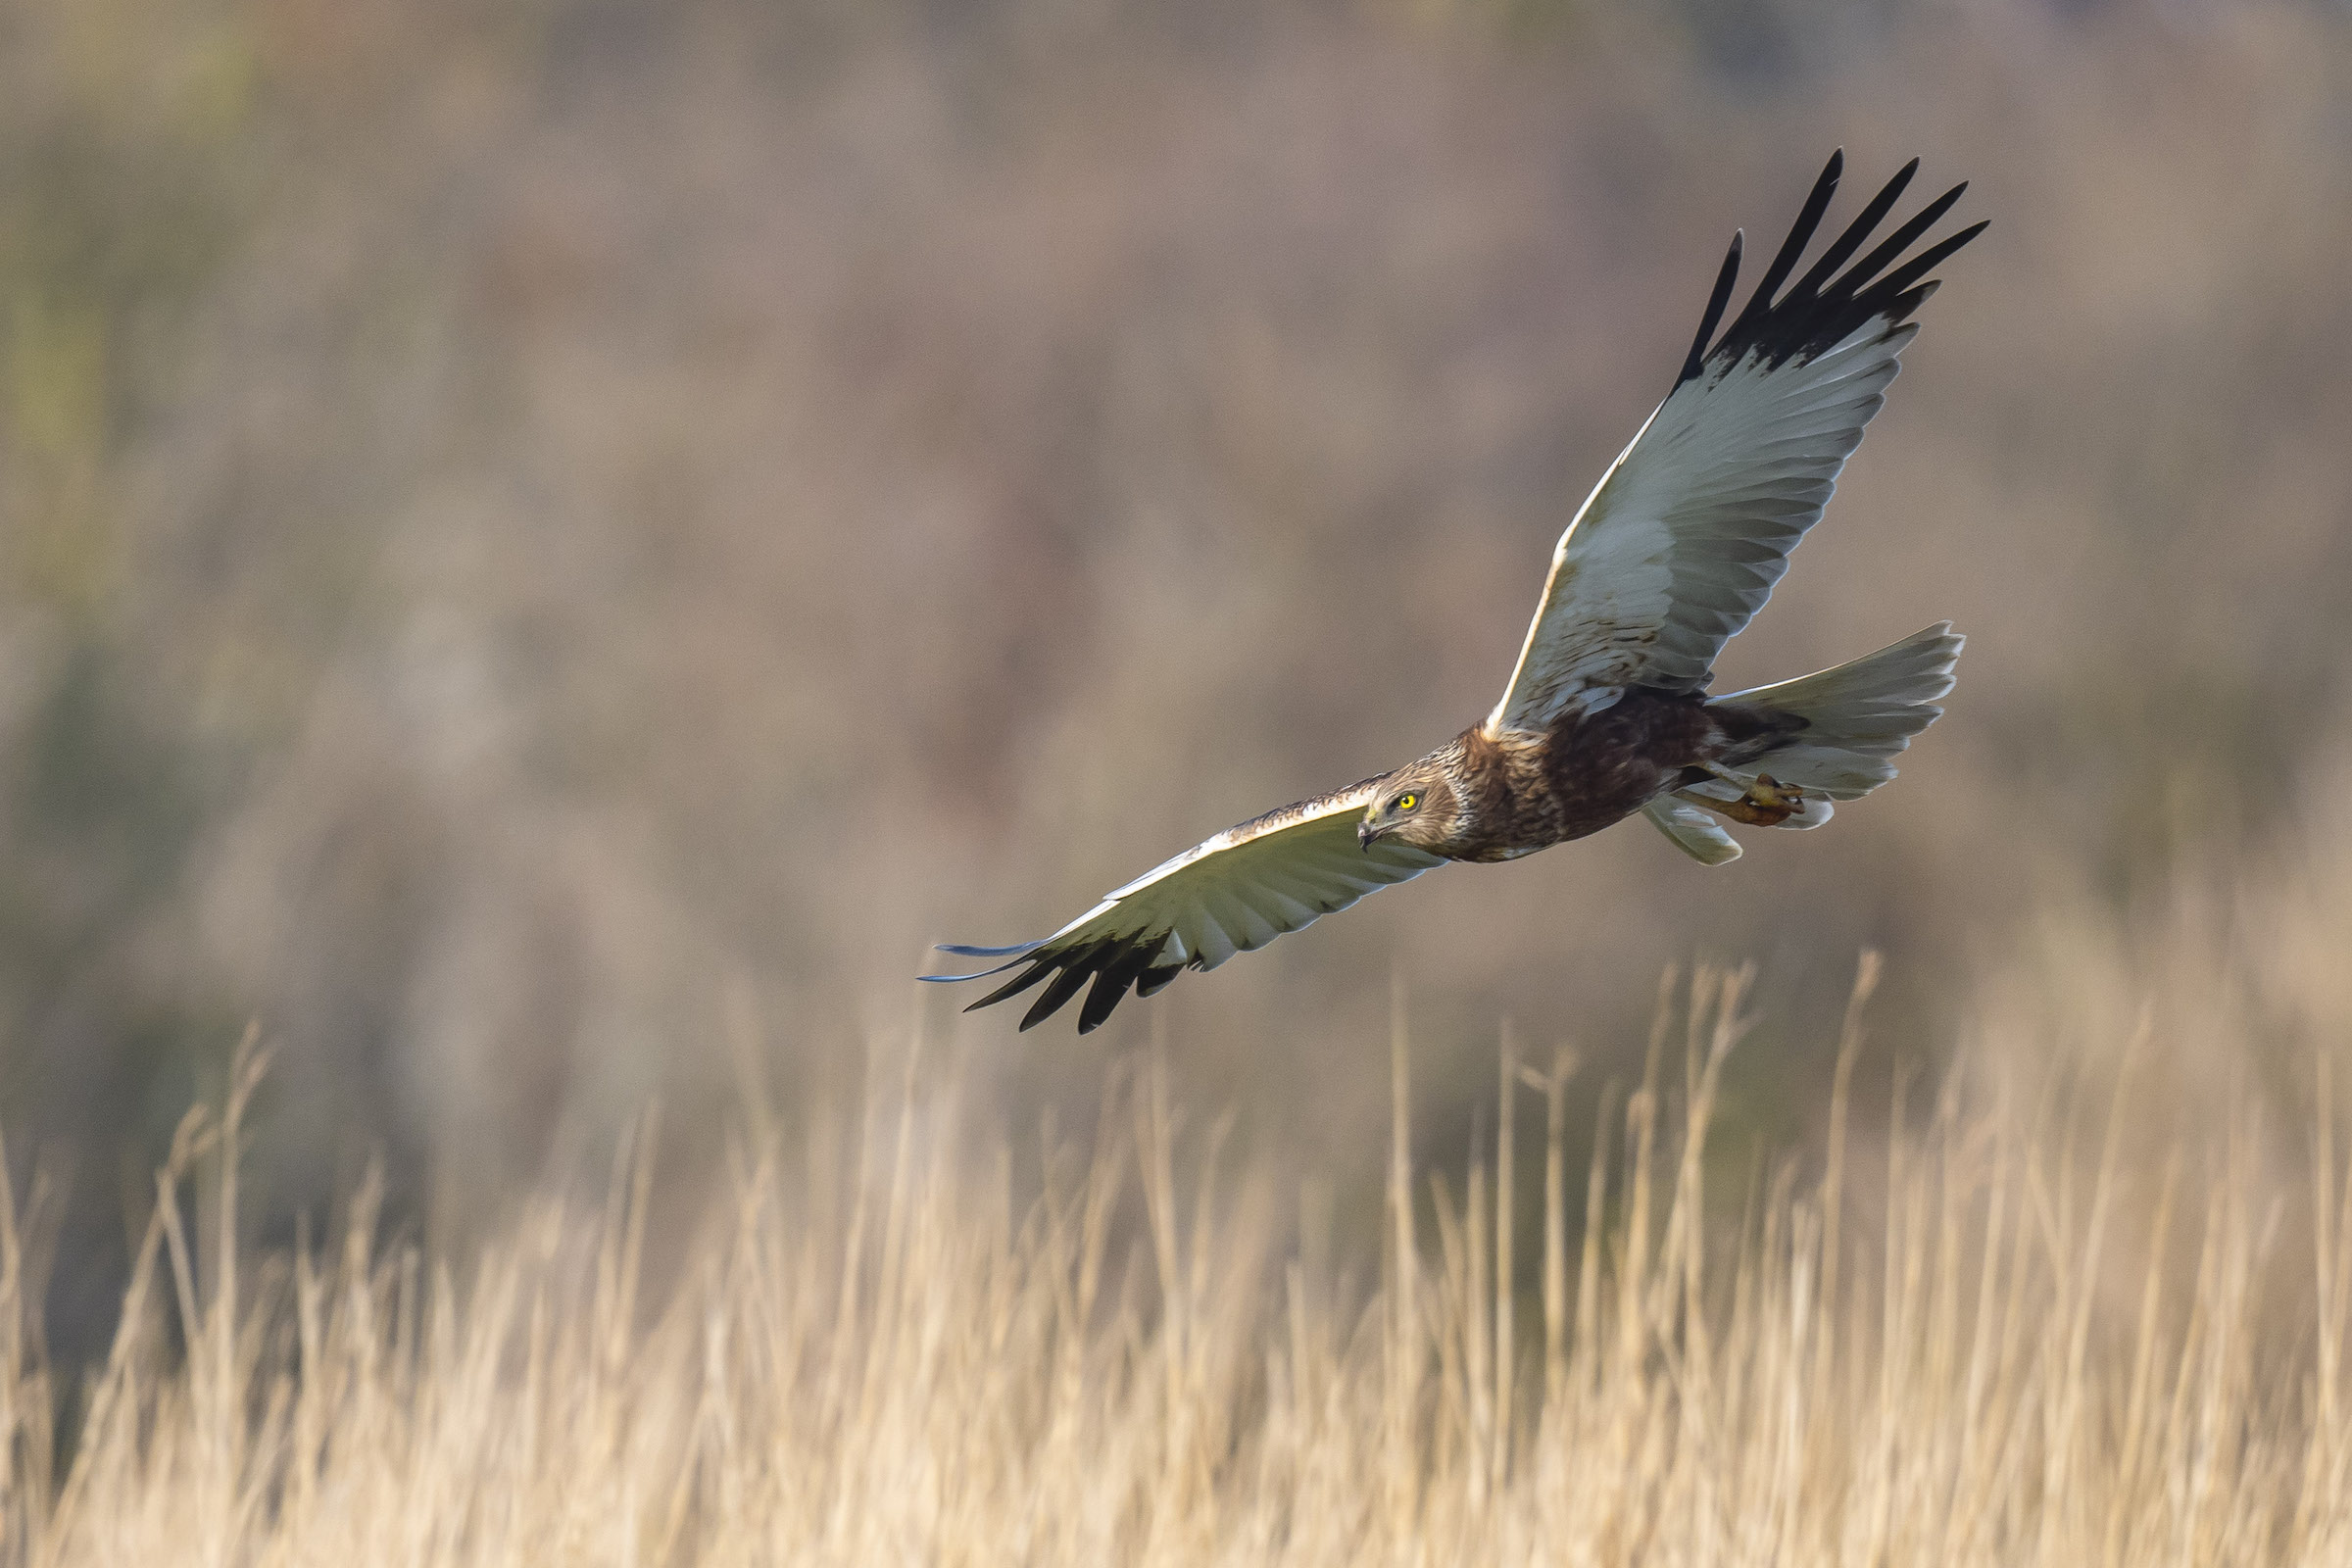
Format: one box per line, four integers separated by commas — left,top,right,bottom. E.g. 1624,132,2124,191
1709,622,1962,801
1643,798,1744,864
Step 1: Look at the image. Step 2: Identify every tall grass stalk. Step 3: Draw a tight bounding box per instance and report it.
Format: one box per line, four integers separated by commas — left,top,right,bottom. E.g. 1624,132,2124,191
3,967,2349,1565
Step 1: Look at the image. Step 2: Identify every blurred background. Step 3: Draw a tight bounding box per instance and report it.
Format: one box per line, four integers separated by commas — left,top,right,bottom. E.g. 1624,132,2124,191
4,0,2350,1366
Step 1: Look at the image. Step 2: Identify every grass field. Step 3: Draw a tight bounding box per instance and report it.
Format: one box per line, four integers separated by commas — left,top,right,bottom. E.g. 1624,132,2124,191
7,951,2349,1566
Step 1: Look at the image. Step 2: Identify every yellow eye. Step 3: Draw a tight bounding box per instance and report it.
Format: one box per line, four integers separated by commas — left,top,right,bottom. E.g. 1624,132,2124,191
1396,793,1418,811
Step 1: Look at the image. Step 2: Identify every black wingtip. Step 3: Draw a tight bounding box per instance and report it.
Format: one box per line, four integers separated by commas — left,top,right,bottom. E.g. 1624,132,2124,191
1678,229,1743,387
1076,943,1154,1033
1135,962,1184,1000
968,958,1056,1011
949,931,1177,1032
1019,962,1095,1030
1787,158,1920,302
1884,217,1989,290
1838,180,1969,294
1684,155,1984,379
921,941,1047,983
1732,153,1846,331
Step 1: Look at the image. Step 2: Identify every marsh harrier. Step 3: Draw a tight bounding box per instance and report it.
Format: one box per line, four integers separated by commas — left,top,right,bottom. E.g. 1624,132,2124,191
925,152,1982,1031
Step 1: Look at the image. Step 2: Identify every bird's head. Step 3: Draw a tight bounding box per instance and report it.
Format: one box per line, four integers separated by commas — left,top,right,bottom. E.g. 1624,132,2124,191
1358,762,1460,852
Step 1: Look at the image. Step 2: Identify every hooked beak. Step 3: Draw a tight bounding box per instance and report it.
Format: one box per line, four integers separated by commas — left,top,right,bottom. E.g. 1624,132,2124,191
1357,819,1379,851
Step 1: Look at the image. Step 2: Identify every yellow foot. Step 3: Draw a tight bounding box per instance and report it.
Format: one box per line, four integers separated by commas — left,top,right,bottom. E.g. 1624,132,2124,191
1685,773,1807,827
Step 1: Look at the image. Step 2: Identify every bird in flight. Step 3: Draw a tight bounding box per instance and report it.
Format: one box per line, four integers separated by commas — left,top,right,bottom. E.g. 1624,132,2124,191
924,151,1984,1032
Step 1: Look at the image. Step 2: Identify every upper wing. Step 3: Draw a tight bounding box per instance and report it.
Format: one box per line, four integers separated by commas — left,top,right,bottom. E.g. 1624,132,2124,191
1487,152,1985,734
921,780,1445,1033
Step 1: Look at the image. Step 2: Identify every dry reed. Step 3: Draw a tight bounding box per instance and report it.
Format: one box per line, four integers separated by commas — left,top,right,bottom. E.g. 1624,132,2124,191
3,963,2349,1566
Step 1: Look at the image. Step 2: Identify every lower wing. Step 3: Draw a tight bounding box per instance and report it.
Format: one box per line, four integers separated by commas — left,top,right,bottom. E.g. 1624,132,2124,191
922,780,1446,1032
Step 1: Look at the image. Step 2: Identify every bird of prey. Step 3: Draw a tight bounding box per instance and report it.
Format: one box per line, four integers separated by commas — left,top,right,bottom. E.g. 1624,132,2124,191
924,151,1983,1032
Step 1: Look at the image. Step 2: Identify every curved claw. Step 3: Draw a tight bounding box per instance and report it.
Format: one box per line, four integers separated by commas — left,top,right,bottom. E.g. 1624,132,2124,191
1679,772,1809,828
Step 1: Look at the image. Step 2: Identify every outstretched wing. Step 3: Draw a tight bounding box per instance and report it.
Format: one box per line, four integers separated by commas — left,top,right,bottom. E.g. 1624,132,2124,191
922,780,1445,1033
1487,152,1985,735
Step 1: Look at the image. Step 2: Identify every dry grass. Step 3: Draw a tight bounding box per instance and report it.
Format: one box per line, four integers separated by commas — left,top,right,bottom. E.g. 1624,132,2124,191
6,959,2349,1566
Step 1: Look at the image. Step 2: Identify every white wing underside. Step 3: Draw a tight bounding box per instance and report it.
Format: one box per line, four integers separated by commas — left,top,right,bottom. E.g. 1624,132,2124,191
1488,315,1915,734
1069,786,1443,970
922,781,1444,1031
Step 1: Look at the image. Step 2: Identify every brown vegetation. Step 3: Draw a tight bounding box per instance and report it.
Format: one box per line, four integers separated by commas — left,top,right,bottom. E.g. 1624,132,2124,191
7,932,2352,1563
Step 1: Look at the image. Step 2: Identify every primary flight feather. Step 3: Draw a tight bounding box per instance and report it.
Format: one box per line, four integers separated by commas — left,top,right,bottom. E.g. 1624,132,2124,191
924,152,1984,1032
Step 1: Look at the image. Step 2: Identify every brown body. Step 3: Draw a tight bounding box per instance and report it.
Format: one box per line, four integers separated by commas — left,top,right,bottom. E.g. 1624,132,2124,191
1362,690,1801,862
